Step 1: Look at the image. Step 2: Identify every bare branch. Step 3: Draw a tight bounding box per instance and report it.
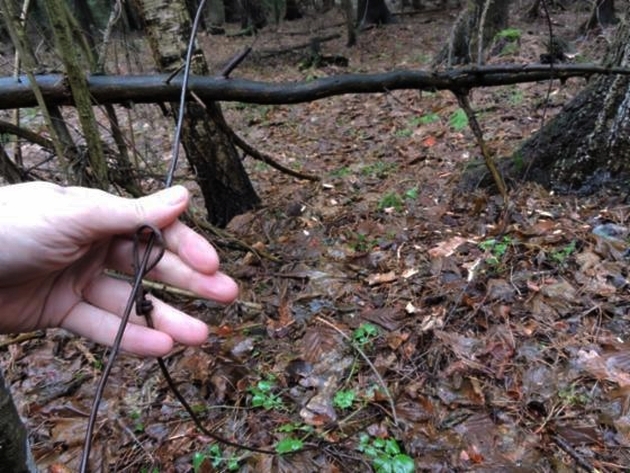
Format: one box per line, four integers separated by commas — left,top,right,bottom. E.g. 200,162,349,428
0,63,625,110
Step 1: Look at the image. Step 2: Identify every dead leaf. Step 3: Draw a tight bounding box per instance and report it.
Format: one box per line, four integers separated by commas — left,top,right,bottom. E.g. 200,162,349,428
428,236,470,259
367,270,397,285
361,306,405,331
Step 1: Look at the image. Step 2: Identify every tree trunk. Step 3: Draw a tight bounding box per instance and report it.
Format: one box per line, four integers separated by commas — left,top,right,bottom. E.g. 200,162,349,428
239,0,266,31
433,0,510,66
357,0,394,26
581,0,616,32
205,0,226,26
43,0,108,189
342,0,356,47
511,9,630,193
284,0,302,20
133,0,260,227
0,370,36,472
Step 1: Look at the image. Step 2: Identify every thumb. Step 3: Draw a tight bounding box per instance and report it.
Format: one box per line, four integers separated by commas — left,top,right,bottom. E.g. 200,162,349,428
78,185,190,236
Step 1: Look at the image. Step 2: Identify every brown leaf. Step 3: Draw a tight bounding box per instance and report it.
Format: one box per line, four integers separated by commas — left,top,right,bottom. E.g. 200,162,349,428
428,236,470,259
361,306,405,331
300,326,342,363
367,270,397,286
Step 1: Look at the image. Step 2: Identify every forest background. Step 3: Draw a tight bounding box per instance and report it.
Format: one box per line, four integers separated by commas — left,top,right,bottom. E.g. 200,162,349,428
1,0,630,471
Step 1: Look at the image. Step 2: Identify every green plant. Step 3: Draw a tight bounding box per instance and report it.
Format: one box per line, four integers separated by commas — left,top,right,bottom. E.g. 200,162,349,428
353,323,379,347
449,108,468,131
404,186,418,200
478,236,513,266
277,422,314,434
508,87,524,105
192,444,240,472
276,437,304,454
550,240,576,265
253,162,271,172
511,150,525,171
361,161,397,178
499,42,520,56
394,127,413,138
419,112,440,125
495,27,521,41
331,166,352,178
140,467,159,473
557,384,590,406
249,376,284,410
129,410,144,433
349,232,377,252
357,433,415,473
334,389,356,409
378,192,404,212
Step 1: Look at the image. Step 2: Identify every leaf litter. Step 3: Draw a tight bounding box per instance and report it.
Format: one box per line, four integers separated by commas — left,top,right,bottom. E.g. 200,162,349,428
1,6,630,472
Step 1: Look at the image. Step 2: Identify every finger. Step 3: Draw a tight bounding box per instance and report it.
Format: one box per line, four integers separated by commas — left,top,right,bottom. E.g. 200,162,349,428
61,301,176,357
82,275,210,346
60,185,190,238
106,239,239,304
119,220,221,274
161,220,220,274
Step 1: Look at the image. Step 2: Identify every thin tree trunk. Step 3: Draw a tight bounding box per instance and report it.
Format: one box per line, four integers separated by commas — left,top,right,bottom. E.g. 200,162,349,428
43,0,108,188
433,0,510,66
133,0,260,226
342,0,356,47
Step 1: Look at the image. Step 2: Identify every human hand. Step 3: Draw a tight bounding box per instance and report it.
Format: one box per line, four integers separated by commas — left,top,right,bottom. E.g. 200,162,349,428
0,182,238,356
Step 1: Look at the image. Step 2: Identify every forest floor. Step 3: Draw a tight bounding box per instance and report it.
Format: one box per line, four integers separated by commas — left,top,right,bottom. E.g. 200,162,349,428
2,3,630,472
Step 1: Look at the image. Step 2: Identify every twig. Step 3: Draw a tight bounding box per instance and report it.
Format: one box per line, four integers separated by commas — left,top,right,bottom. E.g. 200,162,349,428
103,269,200,299
454,90,508,201
191,91,318,181
552,434,596,473
0,331,45,349
220,47,252,78
185,209,281,262
258,34,341,58
315,316,398,426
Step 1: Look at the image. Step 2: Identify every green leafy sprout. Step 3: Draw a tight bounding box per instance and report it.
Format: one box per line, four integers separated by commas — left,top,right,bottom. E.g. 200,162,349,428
357,433,415,473
449,108,468,131
333,389,356,409
276,437,304,454
331,166,352,178
419,112,440,125
249,376,284,411
478,236,513,266
378,192,404,212
361,161,397,178
550,240,576,265
277,422,314,434
353,323,379,347
192,444,240,472
404,187,418,200
129,410,144,433
495,27,522,41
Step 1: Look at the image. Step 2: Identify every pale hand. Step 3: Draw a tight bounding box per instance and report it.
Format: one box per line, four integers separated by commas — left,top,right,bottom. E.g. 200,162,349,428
0,182,238,356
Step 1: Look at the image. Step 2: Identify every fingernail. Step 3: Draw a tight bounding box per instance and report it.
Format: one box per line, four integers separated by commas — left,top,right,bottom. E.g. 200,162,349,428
159,186,188,205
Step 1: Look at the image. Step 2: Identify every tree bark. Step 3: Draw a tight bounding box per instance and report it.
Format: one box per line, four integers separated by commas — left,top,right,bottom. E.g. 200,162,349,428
433,0,510,66
0,64,627,109
357,0,394,26
239,0,266,31
0,370,36,472
581,0,616,32
342,0,356,47
43,0,108,189
133,0,260,227
511,8,630,193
